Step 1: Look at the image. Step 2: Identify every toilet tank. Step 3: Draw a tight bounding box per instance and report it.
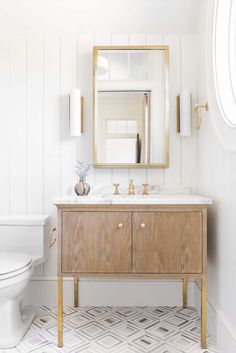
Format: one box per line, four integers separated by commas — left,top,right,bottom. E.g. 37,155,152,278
0,215,50,265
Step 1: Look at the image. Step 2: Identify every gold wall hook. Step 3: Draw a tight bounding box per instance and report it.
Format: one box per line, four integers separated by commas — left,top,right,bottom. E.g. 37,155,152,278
194,102,209,129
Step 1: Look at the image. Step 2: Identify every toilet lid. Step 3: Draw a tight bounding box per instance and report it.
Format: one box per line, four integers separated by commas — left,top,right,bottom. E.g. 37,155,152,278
0,252,32,275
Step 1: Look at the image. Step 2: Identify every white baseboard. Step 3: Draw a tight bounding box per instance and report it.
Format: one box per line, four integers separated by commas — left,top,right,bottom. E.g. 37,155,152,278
24,277,196,307
195,282,236,353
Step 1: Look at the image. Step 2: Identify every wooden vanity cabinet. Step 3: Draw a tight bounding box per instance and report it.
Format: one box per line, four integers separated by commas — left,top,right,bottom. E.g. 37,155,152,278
61,211,131,273
56,204,208,349
132,211,203,274
58,207,205,276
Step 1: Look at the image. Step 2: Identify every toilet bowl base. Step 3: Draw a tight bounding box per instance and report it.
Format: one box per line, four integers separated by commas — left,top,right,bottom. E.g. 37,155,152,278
0,308,35,349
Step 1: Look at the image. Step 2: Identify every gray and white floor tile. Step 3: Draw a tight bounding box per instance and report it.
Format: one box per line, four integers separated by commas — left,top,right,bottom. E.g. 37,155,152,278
0,306,217,353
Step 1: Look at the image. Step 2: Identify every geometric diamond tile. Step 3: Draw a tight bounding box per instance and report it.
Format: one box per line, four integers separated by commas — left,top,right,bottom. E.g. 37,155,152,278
128,313,159,329
78,323,108,339
164,315,189,328
184,322,201,339
114,307,140,319
146,306,172,319
132,334,162,351
63,331,88,350
98,314,122,328
33,314,57,329
4,306,217,353
146,322,176,340
168,332,199,350
67,314,91,329
176,307,199,319
84,307,108,318
149,342,187,353
111,323,139,339
17,333,48,351
94,333,124,351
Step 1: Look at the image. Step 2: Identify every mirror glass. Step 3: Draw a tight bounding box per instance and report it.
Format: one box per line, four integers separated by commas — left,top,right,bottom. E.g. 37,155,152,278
93,46,169,168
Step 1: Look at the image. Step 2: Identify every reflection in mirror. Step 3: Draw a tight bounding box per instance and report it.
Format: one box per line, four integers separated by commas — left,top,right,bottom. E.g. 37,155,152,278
93,46,169,168
97,91,150,164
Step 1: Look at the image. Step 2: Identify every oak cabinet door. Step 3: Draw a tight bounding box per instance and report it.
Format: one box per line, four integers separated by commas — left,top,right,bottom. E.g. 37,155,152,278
132,212,203,274
61,211,131,273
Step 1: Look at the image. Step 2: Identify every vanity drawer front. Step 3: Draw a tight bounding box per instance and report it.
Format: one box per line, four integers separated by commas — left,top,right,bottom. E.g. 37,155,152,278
132,211,203,274
61,211,131,273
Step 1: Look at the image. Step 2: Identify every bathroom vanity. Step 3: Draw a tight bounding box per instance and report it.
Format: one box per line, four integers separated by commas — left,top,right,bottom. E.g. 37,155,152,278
55,193,212,349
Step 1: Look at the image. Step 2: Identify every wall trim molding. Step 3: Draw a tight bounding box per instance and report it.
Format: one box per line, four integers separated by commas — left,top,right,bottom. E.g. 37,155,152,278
195,282,236,346
25,277,196,307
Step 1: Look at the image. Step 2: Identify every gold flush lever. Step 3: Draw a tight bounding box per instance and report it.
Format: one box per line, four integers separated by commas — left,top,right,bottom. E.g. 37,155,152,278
48,226,57,248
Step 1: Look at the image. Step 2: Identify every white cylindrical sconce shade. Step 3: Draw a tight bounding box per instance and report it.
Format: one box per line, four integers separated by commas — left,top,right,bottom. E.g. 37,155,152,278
70,89,82,136
180,89,192,136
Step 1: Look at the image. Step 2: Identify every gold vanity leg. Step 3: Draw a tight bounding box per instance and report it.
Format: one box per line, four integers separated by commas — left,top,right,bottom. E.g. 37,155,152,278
183,278,188,308
201,278,207,349
58,276,63,348
74,277,79,308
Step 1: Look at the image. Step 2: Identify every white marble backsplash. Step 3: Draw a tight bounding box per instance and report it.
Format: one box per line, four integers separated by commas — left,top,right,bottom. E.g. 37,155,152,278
90,184,192,196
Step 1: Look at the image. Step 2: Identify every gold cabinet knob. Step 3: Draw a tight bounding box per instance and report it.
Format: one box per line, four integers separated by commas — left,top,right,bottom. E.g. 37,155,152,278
140,223,146,229
118,223,124,229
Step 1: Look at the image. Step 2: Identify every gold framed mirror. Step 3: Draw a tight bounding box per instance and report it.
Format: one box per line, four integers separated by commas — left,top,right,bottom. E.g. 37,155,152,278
93,46,169,168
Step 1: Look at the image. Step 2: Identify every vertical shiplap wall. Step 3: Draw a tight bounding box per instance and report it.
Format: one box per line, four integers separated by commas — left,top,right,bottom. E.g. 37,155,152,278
0,33,197,277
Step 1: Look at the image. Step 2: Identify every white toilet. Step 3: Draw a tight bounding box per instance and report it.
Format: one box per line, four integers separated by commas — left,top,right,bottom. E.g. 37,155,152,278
0,215,50,348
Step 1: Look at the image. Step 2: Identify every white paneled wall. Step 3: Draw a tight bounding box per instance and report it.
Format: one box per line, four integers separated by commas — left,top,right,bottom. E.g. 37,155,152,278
0,33,198,302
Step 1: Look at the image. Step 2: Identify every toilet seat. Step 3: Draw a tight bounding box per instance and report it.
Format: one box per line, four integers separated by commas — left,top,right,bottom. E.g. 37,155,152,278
0,253,32,281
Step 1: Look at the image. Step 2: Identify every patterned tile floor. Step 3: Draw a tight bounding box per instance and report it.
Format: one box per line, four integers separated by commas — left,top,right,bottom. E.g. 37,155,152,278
1,306,217,353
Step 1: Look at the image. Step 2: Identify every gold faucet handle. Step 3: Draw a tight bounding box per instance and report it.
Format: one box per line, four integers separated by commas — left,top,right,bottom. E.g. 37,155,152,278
113,183,120,195
142,183,149,195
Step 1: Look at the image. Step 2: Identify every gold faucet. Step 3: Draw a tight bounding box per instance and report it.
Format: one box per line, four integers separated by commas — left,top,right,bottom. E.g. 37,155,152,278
128,178,135,195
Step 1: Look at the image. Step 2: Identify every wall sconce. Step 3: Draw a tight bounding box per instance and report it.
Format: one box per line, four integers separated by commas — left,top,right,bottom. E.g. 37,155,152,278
69,89,84,136
176,89,192,136
193,103,209,129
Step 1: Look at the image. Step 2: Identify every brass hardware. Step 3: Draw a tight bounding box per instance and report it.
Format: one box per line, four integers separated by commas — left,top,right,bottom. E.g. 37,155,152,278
201,278,207,349
183,278,188,308
176,95,180,133
118,223,124,229
81,96,84,133
140,223,146,229
58,277,63,347
142,183,149,195
48,226,57,248
74,278,79,308
128,178,135,195
113,183,120,195
93,45,170,169
194,102,209,129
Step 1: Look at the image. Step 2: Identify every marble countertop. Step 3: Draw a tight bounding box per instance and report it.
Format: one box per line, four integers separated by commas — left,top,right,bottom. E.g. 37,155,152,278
54,193,212,205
